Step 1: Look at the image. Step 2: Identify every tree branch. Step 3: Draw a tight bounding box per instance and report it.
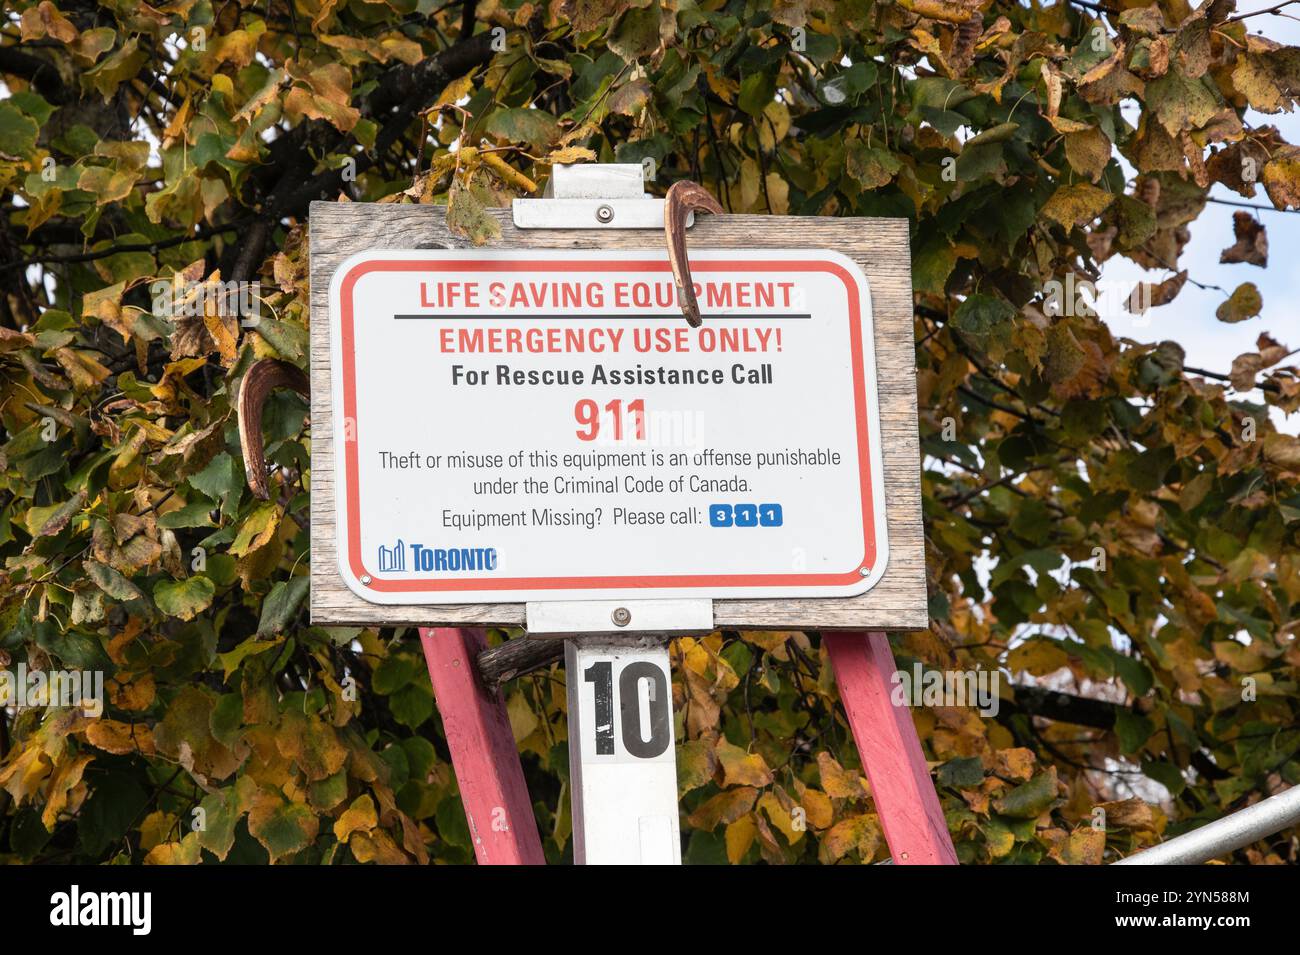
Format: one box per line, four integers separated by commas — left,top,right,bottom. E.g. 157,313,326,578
232,29,501,279
0,43,69,102
1,220,249,273
1227,0,1300,22
477,636,563,692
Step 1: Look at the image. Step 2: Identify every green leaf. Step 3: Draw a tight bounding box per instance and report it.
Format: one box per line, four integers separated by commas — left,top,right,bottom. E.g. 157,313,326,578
1115,709,1155,754
845,142,902,189
309,770,349,811
912,235,958,295
389,682,434,729
993,770,1058,818
153,575,216,621
938,756,985,789
738,71,777,116
1108,651,1155,697
608,4,663,62
248,795,318,864
372,654,419,695
1146,70,1219,136
251,317,308,361
195,789,240,861
951,293,1017,358
1216,282,1262,323
189,453,243,508
157,500,216,529
434,794,472,849
217,635,281,680
484,108,560,149
446,178,501,246
257,576,309,636
210,692,244,747
0,103,40,160
76,774,149,859
85,559,144,602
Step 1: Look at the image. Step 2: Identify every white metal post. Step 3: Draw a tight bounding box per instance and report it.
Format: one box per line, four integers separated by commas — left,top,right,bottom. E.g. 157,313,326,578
565,638,682,864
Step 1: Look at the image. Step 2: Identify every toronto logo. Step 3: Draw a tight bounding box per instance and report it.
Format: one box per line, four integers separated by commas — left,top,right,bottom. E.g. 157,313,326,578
377,538,406,572
375,539,499,573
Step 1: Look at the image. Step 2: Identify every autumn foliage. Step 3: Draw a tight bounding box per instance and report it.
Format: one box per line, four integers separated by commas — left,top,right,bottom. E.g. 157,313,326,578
2,0,1300,865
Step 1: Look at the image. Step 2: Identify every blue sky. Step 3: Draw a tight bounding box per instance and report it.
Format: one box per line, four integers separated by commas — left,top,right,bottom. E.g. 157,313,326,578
1099,4,1300,435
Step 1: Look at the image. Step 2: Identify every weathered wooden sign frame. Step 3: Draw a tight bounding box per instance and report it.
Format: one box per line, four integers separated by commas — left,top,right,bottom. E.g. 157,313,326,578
307,201,927,632
305,184,953,866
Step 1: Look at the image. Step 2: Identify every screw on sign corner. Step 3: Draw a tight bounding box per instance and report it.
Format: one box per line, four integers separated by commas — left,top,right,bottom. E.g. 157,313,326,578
611,607,632,627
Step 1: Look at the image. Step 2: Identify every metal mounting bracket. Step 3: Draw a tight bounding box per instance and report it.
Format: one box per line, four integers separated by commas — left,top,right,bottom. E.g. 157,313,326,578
515,162,713,644
525,598,714,638
512,162,693,230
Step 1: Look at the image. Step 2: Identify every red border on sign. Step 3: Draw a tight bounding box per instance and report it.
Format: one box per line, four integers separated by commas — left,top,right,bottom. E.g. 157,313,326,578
337,258,877,593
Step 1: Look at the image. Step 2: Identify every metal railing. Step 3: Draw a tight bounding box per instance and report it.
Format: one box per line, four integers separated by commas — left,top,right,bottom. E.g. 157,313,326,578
1113,784,1300,865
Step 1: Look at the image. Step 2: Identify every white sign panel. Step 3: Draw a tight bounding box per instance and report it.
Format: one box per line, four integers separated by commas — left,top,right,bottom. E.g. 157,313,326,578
328,249,887,604
566,641,680,865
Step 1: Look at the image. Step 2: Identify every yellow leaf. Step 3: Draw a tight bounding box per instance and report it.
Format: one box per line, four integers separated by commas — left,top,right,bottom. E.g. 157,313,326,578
759,790,805,845
350,828,411,864
109,672,156,711
334,794,378,842
715,738,774,787
53,348,110,391
725,813,757,863
379,37,423,66
1096,798,1158,831
506,690,540,743
1006,637,1071,677
230,503,280,557
822,812,881,861
163,96,192,147
686,787,759,830
547,146,598,165
1263,152,1300,209
1057,827,1106,865
41,754,93,829
993,747,1036,781
203,310,239,366
138,810,177,851
794,784,834,829
275,709,348,782
1040,183,1115,229
210,28,262,70
817,752,866,799
144,832,204,864
1064,126,1112,182
20,2,79,43
86,720,155,756
1264,433,1300,471
677,737,717,795
1215,282,1262,323
986,822,1016,858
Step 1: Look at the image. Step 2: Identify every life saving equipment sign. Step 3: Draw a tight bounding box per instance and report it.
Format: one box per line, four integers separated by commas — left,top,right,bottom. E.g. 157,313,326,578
328,249,887,604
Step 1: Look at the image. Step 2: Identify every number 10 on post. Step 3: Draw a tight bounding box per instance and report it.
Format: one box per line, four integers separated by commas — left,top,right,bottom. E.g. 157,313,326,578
565,640,681,865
